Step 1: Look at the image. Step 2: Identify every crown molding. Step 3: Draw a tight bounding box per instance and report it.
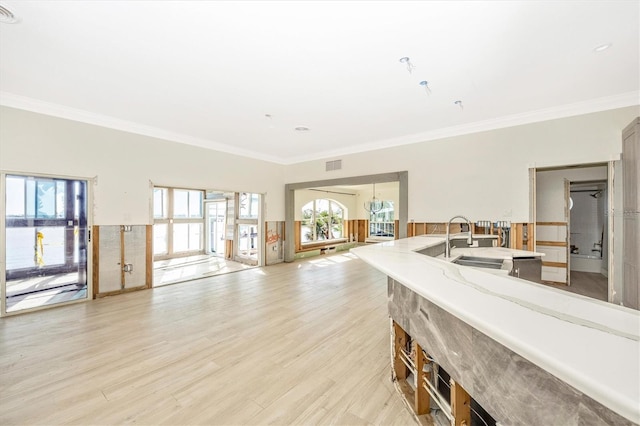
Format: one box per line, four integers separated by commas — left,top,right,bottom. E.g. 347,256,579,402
283,91,640,164
2,90,638,166
0,92,284,164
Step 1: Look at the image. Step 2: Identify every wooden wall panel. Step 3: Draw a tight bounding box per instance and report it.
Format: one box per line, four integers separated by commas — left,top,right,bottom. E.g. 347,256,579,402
92,226,99,299
536,222,568,284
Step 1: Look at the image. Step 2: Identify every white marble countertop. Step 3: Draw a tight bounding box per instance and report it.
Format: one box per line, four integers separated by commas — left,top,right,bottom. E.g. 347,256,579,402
441,244,544,259
351,236,640,424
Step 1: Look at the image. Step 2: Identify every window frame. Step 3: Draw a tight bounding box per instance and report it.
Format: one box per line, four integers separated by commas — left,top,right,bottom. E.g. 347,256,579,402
153,187,205,258
300,198,346,245
369,200,395,239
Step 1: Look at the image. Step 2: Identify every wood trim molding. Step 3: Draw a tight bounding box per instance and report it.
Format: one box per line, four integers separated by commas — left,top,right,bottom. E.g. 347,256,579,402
120,226,125,289
146,225,153,289
542,261,568,268
541,280,568,286
95,285,147,298
536,241,567,247
92,226,99,299
536,221,567,226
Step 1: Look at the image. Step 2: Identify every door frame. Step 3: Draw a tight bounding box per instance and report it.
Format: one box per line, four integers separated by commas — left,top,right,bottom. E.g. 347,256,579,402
204,199,226,257
284,171,408,262
529,162,618,303
233,192,264,266
1,170,94,317
564,178,571,286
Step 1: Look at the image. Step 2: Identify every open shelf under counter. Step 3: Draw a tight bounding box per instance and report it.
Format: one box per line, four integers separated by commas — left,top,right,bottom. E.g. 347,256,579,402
351,236,640,425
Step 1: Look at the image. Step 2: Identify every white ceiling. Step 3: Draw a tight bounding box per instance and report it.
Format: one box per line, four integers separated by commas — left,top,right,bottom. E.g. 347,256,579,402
1,1,638,164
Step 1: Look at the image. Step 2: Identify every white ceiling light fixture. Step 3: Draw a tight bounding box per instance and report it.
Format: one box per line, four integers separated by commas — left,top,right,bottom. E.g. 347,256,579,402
399,57,415,74
593,43,612,52
0,4,19,23
363,183,383,213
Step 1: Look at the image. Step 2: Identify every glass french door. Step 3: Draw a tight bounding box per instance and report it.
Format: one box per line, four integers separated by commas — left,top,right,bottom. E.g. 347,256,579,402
235,192,260,265
206,200,226,257
2,173,90,314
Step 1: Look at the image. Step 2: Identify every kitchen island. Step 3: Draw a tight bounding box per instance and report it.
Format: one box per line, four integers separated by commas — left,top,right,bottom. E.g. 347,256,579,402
351,236,639,425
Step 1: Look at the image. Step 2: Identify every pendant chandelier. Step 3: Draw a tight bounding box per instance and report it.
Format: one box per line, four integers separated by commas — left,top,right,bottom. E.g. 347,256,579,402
364,183,383,213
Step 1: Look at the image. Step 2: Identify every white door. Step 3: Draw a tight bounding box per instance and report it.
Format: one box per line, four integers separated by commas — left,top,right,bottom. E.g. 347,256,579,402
235,192,261,266
205,200,226,257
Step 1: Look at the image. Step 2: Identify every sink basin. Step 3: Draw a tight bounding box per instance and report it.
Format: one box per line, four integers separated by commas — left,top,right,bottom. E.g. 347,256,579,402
452,256,504,269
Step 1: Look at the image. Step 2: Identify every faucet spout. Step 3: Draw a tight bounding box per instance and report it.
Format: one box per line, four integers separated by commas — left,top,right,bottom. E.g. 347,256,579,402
445,215,473,258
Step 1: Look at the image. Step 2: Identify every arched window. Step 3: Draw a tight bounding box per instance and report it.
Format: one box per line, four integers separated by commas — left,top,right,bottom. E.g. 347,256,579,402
301,199,345,243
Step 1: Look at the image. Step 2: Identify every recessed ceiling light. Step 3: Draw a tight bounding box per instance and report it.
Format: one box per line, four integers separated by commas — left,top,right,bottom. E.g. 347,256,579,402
399,57,415,74
294,126,310,132
419,81,431,95
0,5,19,24
593,43,612,52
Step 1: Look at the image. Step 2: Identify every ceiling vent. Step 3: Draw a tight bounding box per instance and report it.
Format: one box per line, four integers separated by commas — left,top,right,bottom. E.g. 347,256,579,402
325,159,342,172
0,5,18,23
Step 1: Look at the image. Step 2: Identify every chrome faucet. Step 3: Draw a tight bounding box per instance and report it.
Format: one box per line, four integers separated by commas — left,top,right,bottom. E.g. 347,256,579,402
445,215,473,258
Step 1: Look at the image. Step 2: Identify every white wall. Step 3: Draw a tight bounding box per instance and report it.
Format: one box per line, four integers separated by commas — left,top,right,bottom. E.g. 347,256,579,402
0,107,286,225
284,107,639,223
2,106,638,227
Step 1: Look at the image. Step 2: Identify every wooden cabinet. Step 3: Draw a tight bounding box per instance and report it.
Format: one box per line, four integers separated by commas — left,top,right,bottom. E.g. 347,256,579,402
622,118,639,310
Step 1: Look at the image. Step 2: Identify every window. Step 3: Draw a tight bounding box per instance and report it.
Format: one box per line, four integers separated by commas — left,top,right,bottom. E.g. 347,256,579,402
5,176,74,268
369,201,395,238
153,188,168,219
173,189,202,219
153,187,204,257
239,192,259,219
301,199,345,244
6,176,66,219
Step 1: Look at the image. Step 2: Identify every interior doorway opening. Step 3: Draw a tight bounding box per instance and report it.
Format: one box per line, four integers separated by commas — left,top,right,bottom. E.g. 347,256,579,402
284,172,408,262
152,188,262,286
206,199,226,257
532,163,613,302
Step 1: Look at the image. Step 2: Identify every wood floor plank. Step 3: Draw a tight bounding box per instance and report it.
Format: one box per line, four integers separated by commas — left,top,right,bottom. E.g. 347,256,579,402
0,253,416,425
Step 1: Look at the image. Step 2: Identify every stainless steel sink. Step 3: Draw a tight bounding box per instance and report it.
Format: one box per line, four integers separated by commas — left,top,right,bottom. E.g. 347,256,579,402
452,256,504,269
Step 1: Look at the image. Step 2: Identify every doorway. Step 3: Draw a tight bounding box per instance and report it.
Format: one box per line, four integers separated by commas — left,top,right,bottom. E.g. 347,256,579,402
235,192,260,265
284,171,408,262
532,163,614,302
152,189,261,286
2,173,91,315
206,200,226,257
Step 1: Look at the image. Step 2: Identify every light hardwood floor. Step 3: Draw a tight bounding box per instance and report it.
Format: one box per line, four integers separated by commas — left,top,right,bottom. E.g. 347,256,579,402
154,254,255,287
542,271,609,301
0,253,416,426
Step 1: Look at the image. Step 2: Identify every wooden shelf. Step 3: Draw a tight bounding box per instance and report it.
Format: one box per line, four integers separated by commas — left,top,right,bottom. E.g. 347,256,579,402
392,320,475,426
